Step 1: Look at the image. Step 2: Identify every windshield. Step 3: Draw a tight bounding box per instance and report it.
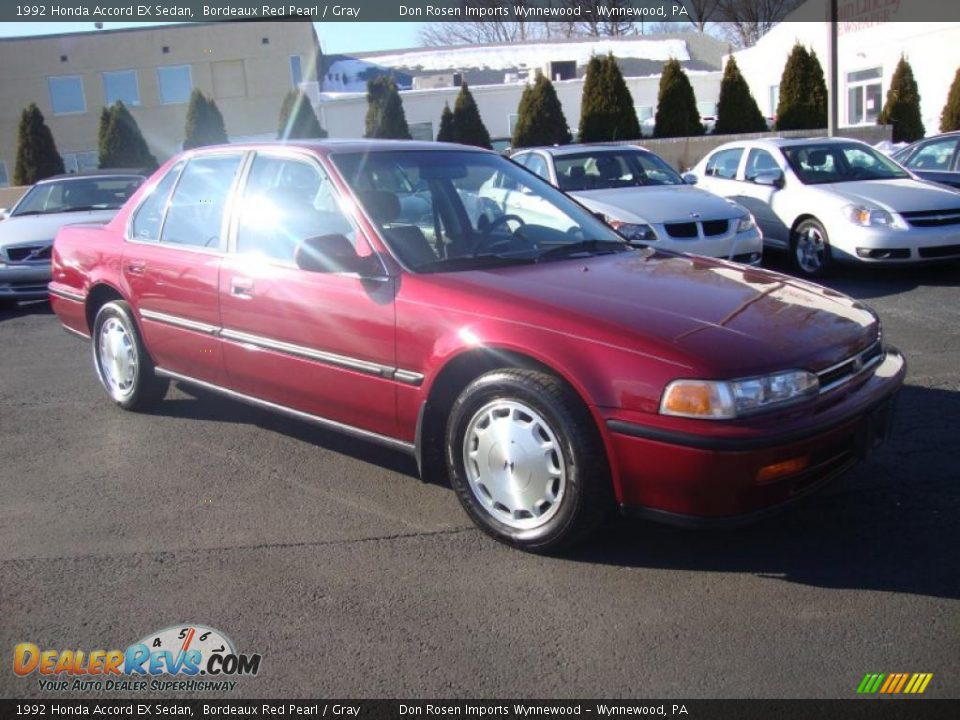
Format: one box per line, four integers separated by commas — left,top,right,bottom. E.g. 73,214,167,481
554,149,683,191
332,150,630,272
12,176,143,216
781,143,910,185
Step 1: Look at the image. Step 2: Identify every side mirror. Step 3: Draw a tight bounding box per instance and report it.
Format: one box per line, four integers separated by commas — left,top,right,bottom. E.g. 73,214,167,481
593,212,609,224
682,173,698,185
295,234,368,274
0,208,8,221
754,171,784,189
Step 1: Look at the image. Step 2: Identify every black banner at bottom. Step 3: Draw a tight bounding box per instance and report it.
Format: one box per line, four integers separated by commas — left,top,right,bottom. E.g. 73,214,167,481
2,700,958,720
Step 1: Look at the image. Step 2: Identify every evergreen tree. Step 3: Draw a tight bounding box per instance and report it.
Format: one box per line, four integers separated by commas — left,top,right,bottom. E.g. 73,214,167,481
436,103,456,142
99,102,158,171
579,55,641,142
364,76,411,140
183,89,228,150
775,44,827,130
714,55,767,135
98,106,111,152
277,91,327,139
654,58,704,138
878,56,925,142
511,71,572,148
13,103,64,185
452,82,492,149
940,67,960,132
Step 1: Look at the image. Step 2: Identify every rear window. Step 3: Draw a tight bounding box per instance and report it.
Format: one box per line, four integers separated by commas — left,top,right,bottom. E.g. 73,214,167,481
12,176,143,216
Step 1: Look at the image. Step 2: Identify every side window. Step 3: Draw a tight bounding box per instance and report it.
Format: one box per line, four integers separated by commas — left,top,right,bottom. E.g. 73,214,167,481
744,149,780,181
236,154,358,263
907,137,959,171
705,148,744,180
525,154,550,181
160,154,243,249
130,162,184,242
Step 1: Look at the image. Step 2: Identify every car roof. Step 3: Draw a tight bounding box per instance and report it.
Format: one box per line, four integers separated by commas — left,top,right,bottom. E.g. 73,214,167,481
187,139,495,157
38,169,147,183
516,144,652,157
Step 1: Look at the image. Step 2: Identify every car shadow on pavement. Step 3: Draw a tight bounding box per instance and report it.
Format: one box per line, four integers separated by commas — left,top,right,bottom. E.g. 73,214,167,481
571,382,960,601
0,300,53,322
763,252,959,300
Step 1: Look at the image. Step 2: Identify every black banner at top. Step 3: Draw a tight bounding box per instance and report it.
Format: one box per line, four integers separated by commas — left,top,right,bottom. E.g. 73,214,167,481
1,0,959,24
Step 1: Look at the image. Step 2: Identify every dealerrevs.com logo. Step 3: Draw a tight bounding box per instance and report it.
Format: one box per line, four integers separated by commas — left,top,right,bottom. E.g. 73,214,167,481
13,624,261,693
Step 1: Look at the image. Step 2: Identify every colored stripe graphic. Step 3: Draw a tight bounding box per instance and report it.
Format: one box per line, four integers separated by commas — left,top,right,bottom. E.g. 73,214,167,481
858,673,933,694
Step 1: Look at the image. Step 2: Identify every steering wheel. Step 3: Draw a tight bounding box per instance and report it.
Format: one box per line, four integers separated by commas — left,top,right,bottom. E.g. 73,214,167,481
471,213,526,254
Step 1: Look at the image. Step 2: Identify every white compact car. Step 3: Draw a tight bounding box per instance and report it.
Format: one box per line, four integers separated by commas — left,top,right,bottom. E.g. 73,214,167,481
690,137,960,277
0,171,144,304
495,145,762,265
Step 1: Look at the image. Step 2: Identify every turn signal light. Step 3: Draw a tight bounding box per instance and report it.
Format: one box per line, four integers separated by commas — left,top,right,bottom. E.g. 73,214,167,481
756,456,809,485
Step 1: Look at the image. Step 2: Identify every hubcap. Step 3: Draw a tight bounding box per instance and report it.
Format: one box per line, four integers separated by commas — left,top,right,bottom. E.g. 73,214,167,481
462,400,566,530
796,226,826,273
97,316,137,400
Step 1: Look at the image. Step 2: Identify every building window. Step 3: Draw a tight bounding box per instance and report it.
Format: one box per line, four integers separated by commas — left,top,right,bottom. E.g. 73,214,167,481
697,101,718,118
157,65,192,104
635,106,654,122
847,67,882,126
768,85,780,117
48,75,86,115
103,70,140,107
290,55,303,88
508,113,519,135
409,121,434,141
60,55,68,63
0,160,9,188
63,151,99,174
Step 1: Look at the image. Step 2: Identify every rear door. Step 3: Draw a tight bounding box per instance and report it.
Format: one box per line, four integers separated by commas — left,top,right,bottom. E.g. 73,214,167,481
123,152,244,383
218,150,400,438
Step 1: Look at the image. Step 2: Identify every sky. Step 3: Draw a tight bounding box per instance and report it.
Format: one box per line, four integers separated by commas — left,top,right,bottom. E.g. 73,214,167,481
0,21,424,54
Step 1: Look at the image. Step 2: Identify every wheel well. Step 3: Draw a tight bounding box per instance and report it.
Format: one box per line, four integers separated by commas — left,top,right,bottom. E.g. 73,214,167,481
417,349,583,483
790,214,818,240
84,284,124,333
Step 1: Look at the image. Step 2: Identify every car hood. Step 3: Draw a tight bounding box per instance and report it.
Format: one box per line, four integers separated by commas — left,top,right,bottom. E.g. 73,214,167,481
0,210,117,248
569,185,742,224
450,251,878,377
823,179,960,213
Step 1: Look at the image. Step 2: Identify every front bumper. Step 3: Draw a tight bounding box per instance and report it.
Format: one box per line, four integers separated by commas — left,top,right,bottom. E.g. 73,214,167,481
0,262,52,300
606,348,906,525
830,222,960,263
654,225,763,264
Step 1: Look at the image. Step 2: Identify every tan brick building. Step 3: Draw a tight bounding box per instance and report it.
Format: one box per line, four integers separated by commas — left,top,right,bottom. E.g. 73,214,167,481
0,21,321,186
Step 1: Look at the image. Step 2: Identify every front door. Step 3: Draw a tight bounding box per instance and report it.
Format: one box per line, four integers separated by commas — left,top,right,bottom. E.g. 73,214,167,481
218,150,399,438
735,148,790,247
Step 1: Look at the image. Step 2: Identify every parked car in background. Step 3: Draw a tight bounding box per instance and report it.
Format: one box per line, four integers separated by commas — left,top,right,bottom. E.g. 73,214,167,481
0,170,145,305
892,131,960,190
690,137,960,277
502,145,763,265
50,141,904,552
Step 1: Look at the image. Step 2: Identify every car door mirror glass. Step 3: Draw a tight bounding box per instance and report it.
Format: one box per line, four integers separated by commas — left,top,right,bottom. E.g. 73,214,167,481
754,171,784,188
295,234,366,274
682,173,698,185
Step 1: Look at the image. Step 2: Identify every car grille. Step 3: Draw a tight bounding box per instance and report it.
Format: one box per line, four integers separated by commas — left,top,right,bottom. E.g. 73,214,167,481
900,208,960,227
663,220,730,239
4,245,51,262
918,243,960,259
817,341,884,394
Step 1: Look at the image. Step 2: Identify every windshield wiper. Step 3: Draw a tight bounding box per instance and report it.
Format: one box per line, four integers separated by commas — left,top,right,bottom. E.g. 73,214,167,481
535,239,632,262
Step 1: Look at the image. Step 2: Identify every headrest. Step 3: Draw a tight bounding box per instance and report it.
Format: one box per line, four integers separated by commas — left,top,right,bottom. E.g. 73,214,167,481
358,190,401,224
807,150,828,167
568,166,586,179
596,155,620,179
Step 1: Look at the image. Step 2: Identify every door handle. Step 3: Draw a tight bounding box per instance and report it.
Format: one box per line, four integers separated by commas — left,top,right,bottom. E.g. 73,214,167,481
231,277,254,298
126,260,145,275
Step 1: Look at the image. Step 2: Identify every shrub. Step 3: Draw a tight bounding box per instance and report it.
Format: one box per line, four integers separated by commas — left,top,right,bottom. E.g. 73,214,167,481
511,71,572,148
878,56,925,142
714,55,767,135
940,67,960,132
452,82,492,149
436,103,456,142
277,91,327,139
580,54,641,142
13,103,64,185
364,76,411,140
183,90,228,149
775,44,827,130
99,102,158,170
654,58,704,138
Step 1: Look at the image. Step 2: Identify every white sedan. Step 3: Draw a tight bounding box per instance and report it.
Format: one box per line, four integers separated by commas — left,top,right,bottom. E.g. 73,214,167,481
690,137,960,277
490,145,763,265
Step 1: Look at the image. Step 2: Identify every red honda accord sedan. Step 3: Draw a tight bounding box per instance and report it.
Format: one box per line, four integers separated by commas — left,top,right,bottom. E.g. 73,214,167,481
49,141,905,552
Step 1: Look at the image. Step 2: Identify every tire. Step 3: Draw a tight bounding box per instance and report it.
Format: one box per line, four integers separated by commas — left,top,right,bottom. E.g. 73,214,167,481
92,300,168,411
445,369,612,553
791,218,832,278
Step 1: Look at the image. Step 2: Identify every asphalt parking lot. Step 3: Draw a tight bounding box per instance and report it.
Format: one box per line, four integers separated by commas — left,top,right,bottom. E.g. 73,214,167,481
1,257,958,700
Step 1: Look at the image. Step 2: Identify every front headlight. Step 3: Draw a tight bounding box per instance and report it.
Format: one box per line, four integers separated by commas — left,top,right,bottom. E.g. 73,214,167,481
736,213,756,233
660,370,819,419
610,221,657,242
844,204,894,227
